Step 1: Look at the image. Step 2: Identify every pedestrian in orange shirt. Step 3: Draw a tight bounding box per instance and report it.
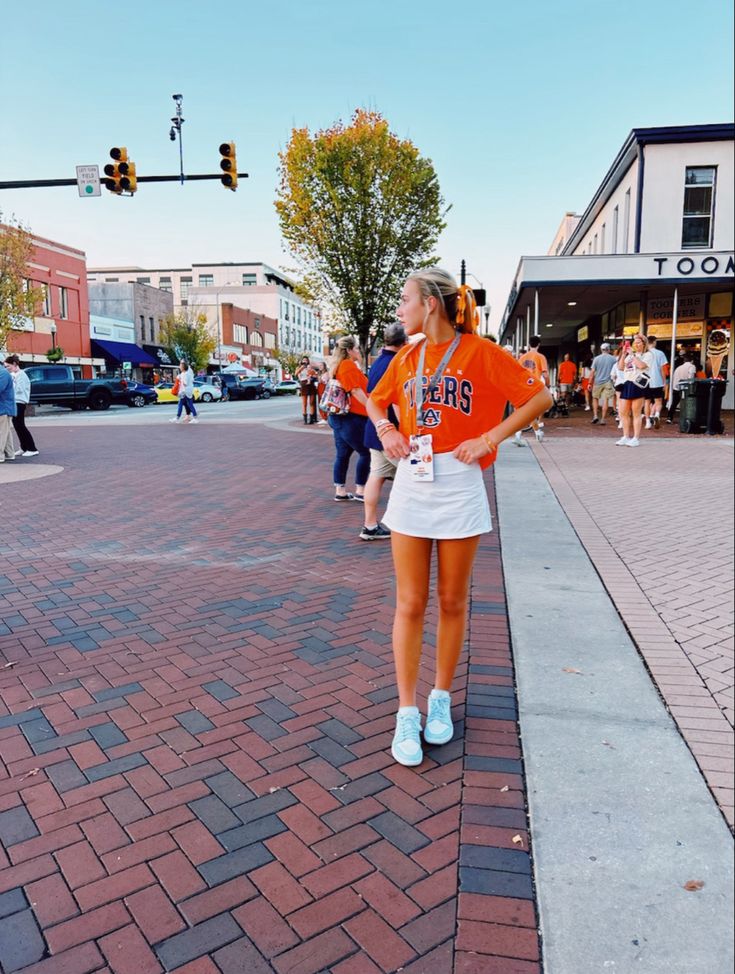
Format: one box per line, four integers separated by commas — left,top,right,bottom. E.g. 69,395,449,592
367,268,551,767
327,336,370,501
557,353,577,408
514,336,549,445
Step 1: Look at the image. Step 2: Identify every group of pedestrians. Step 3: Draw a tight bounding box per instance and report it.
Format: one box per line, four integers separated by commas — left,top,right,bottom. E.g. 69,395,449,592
0,355,39,462
316,266,551,768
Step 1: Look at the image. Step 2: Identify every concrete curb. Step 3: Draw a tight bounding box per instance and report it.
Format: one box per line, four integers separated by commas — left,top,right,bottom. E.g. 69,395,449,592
495,443,734,974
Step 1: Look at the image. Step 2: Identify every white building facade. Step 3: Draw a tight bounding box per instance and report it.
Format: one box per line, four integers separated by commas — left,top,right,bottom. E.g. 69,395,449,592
501,124,735,407
87,261,323,360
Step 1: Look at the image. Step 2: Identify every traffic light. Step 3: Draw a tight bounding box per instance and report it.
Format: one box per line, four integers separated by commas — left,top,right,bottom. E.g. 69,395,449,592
103,147,136,195
219,142,237,191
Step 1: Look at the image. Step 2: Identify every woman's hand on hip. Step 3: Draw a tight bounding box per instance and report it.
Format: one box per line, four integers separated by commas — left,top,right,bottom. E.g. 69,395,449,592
382,429,410,460
453,436,492,465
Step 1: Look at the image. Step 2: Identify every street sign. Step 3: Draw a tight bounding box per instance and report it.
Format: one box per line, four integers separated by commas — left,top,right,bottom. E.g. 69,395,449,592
123,362,131,371
76,165,101,197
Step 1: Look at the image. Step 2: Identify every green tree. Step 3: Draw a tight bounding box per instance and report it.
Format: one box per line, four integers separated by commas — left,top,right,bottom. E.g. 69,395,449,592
273,348,305,379
276,109,446,360
0,213,45,352
159,310,217,373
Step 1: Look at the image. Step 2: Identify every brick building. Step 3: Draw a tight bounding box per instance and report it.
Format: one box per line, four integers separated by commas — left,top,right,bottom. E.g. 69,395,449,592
218,303,278,371
4,231,102,377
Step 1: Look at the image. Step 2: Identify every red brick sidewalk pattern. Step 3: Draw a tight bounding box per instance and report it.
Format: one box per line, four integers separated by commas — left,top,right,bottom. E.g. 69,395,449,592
0,425,540,974
531,435,734,827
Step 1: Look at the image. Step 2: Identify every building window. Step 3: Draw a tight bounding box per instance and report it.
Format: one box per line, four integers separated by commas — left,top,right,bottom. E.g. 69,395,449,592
682,166,716,249
149,317,154,341
284,303,290,321
242,273,257,285
59,287,69,319
234,324,249,344
264,333,276,349
42,284,51,317
250,331,263,348
159,277,172,292
105,277,119,282
601,223,606,254
198,274,214,287
612,206,619,254
180,277,192,303
254,317,261,329
136,277,150,285
139,315,145,337
622,189,631,254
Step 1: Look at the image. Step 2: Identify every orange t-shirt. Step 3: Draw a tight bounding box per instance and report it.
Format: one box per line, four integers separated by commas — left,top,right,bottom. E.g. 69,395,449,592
335,360,368,416
518,349,548,385
370,334,546,470
558,360,577,385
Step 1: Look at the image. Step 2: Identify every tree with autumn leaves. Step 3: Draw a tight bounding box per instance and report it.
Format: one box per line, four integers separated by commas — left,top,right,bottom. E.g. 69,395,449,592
0,213,45,353
276,110,446,360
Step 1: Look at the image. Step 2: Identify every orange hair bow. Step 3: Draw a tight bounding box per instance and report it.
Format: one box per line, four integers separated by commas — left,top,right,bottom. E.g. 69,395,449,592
456,284,479,333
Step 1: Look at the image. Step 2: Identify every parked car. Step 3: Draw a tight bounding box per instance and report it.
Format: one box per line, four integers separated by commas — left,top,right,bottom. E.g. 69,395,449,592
26,364,128,411
125,382,158,407
154,382,201,404
213,373,270,401
274,379,299,396
193,380,223,402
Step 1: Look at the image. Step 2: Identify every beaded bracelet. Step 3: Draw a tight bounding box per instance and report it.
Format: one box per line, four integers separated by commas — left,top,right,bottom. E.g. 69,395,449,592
377,423,396,439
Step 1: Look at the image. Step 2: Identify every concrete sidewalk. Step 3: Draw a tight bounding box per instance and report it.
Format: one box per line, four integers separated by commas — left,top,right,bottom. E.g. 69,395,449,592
496,443,734,974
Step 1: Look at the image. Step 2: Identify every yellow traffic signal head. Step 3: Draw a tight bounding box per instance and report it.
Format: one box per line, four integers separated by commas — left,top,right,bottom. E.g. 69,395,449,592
103,162,122,193
219,141,238,191
110,146,128,163
119,161,137,194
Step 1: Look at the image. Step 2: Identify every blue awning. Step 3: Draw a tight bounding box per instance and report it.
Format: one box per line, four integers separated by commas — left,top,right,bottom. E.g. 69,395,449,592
91,340,159,366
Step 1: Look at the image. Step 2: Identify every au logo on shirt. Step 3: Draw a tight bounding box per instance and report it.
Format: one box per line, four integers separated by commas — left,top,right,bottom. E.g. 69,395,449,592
420,408,442,428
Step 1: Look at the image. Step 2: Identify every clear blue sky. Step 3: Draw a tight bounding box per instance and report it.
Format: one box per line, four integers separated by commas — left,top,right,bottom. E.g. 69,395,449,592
2,0,733,331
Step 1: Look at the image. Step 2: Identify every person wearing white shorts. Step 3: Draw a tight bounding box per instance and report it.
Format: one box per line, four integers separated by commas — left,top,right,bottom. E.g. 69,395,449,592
368,268,551,768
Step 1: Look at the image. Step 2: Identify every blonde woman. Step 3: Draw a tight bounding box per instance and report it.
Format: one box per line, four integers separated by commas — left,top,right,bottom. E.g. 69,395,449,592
368,268,552,766
327,336,370,501
616,333,649,447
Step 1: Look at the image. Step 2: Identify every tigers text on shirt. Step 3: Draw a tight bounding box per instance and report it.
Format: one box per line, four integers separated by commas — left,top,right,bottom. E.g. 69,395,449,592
370,334,545,470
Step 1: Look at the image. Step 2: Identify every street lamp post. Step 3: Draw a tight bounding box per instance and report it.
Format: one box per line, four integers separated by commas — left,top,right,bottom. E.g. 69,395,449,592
50,323,57,352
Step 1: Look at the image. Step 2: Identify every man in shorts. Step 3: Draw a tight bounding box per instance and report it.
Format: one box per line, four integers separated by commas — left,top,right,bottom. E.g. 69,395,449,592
589,342,617,425
360,322,407,540
515,336,549,445
644,335,668,429
557,353,577,408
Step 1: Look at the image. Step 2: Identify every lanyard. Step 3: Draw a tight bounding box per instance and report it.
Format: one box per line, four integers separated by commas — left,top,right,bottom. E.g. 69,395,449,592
415,333,461,429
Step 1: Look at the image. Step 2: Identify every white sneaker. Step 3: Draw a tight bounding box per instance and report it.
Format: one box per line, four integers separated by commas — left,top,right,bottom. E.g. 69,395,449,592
644,419,652,430
13,449,22,456
22,450,39,457
616,436,630,446
169,417,180,423
189,418,199,424
584,405,591,411
424,690,453,746
514,433,526,448
391,707,423,767
535,428,544,442
627,437,640,447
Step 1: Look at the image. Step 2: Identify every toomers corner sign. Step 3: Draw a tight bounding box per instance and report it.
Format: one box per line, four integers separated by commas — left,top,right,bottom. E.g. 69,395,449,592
653,254,735,277
76,165,101,197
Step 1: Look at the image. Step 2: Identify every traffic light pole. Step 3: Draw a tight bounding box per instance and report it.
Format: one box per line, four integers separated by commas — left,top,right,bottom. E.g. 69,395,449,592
0,173,249,191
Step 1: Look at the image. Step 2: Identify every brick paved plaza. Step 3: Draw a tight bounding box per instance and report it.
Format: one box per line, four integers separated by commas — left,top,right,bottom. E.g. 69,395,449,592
0,412,732,973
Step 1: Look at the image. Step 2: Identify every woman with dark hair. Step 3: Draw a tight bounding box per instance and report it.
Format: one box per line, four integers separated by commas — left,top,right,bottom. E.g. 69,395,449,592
296,356,318,424
367,268,551,767
3,355,38,456
327,336,370,501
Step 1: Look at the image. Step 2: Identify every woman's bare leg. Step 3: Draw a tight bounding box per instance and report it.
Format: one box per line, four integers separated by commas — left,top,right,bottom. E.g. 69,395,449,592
620,400,633,438
391,533,433,707
632,399,644,439
435,536,481,690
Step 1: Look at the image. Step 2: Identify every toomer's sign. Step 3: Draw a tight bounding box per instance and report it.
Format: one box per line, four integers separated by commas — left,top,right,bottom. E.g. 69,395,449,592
652,254,734,277
647,294,705,324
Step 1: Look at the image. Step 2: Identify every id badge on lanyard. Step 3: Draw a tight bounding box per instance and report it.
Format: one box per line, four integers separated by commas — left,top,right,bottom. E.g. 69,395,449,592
408,333,461,484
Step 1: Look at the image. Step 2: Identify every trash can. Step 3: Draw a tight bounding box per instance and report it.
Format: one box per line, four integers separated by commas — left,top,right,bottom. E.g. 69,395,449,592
696,379,727,436
678,380,699,433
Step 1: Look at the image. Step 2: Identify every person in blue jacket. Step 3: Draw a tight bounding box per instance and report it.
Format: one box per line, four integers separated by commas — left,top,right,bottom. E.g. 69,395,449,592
359,322,408,540
0,361,18,462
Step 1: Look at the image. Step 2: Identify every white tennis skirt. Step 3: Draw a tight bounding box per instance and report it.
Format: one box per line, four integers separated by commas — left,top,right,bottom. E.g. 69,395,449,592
383,452,492,540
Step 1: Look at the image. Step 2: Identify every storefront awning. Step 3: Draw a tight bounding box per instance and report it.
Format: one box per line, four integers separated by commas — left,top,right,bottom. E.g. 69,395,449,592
142,344,175,367
91,340,159,366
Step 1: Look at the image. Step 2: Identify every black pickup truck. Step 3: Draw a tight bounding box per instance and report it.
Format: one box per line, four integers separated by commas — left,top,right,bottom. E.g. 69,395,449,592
25,365,128,411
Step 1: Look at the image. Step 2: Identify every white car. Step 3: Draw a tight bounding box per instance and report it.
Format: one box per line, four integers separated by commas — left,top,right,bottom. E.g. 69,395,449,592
193,380,223,403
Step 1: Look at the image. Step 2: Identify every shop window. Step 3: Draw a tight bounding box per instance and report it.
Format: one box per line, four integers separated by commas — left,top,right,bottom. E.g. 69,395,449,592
682,167,716,249
622,189,631,254
612,206,619,253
